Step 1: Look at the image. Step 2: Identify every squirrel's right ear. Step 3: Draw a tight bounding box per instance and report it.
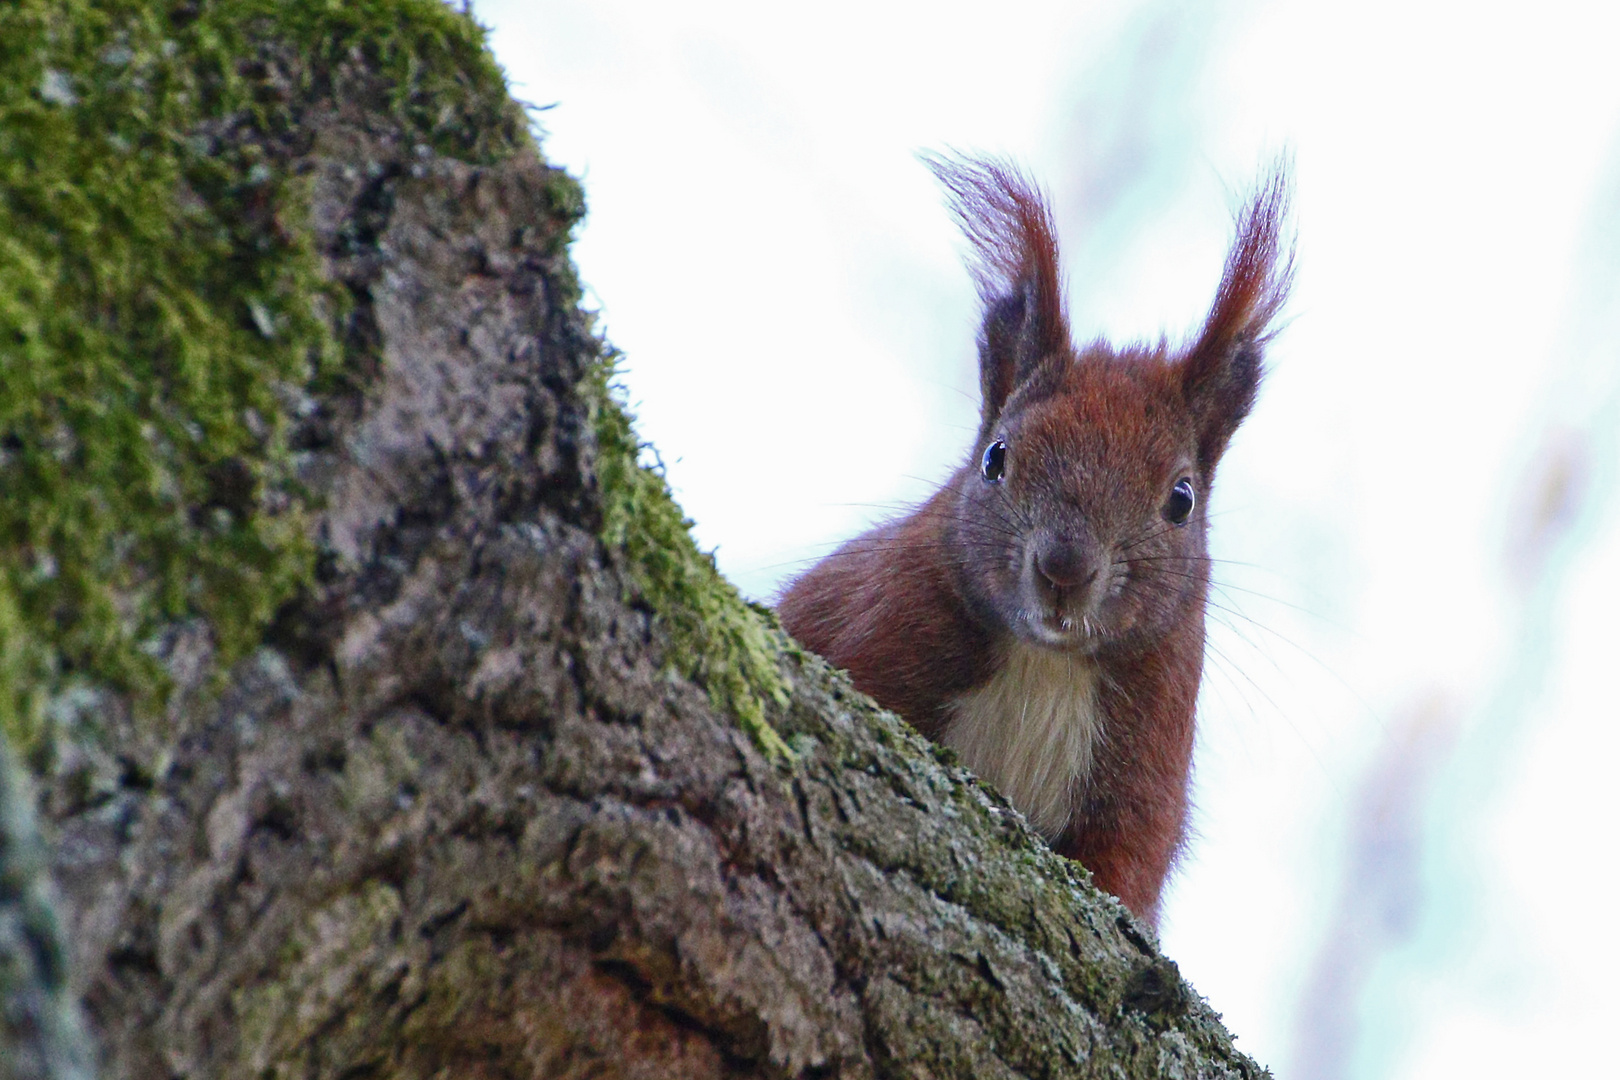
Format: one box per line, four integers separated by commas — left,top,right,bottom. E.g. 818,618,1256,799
925,153,1071,427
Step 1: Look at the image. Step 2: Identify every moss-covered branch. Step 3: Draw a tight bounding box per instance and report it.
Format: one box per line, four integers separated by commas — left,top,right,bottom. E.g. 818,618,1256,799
0,3,1269,1076
0,0,520,756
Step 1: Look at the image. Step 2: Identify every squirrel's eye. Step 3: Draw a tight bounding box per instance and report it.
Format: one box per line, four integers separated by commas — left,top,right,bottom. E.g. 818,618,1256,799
1163,478,1195,525
981,439,1006,483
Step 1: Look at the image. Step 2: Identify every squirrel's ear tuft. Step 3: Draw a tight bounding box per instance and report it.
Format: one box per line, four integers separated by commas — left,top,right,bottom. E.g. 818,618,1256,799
1180,160,1294,468
925,152,1071,427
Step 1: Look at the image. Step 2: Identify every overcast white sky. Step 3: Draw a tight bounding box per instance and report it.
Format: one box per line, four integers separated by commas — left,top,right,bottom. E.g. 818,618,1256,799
473,2,1620,1074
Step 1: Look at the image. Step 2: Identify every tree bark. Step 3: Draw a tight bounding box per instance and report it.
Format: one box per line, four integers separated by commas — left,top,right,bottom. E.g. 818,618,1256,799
4,4,1269,1077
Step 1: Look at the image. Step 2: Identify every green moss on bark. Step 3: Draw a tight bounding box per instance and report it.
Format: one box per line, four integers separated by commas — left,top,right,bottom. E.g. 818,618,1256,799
589,360,793,759
230,882,407,1073
0,0,524,758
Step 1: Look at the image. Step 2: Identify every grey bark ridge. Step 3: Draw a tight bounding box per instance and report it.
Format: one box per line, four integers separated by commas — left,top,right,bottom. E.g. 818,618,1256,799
1,734,94,1080
30,27,1270,1080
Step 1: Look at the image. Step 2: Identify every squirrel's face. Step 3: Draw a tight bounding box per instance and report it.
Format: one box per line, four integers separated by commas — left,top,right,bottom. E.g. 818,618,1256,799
951,350,1211,656
926,155,1282,655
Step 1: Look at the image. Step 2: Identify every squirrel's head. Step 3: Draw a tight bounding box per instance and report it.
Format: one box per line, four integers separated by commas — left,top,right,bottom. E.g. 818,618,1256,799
927,154,1292,656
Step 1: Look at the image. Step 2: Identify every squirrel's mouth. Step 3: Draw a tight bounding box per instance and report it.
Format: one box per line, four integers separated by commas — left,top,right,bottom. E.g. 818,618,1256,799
1016,559,1110,650
1019,607,1104,651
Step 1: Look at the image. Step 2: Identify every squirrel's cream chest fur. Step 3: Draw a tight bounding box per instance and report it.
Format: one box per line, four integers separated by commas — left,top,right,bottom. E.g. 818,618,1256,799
942,645,1100,839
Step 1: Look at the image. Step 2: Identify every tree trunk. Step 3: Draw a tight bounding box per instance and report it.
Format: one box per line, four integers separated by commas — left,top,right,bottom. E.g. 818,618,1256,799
1,3,1268,1077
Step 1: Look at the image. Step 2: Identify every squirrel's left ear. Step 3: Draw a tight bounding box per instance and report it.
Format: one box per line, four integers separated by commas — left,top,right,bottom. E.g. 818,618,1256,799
1180,163,1293,469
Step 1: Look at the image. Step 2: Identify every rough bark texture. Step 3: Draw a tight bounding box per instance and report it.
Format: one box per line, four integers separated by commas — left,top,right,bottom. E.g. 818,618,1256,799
1,734,93,1080
3,4,1270,1077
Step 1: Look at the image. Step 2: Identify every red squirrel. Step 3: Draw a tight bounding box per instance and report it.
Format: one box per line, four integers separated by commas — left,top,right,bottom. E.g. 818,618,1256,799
778,155,1291,925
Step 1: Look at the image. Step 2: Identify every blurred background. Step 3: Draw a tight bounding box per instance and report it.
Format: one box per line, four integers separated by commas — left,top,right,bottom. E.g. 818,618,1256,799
470,1,1620,1075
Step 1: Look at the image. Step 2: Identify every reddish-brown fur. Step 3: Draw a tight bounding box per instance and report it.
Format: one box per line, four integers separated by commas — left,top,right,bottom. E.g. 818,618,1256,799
778,156,1291,924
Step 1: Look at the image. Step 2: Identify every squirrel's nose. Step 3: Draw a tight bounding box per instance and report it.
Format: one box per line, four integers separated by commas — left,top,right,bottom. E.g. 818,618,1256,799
1035,539,1097,590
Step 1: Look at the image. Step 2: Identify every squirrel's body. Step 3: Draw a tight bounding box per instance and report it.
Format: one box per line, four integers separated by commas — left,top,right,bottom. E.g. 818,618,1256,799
779,157,1290,924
